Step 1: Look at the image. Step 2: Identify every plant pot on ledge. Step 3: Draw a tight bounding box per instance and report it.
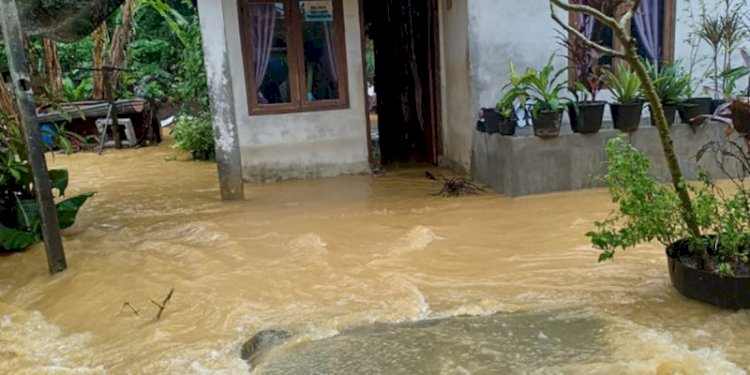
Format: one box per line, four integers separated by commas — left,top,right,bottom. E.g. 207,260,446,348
532,110,563,138
480,108,515,136
667,238,750,309
650,104,678,127
678,97,712,124
610,102,643,132
568,101,605,134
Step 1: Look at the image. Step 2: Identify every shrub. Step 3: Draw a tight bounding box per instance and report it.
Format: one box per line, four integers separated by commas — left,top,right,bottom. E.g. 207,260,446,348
171,113,215,161
0,115,94,252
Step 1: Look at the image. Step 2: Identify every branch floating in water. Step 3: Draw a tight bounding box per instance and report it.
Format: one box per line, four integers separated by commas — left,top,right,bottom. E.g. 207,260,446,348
150,288,174,321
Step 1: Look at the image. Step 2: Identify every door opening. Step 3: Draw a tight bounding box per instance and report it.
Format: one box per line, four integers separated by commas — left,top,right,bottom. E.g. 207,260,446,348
363,0,442,166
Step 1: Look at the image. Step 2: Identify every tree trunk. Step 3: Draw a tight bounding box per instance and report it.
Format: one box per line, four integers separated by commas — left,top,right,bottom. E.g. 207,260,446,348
92,23,107,100
106,0,134,148
0,79,17,118
108,0,134,83
42,38,62,92
23,37,44,93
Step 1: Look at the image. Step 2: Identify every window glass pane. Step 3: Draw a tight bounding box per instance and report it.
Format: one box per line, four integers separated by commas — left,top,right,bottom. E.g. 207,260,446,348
298,1,340,101
251,2,291,104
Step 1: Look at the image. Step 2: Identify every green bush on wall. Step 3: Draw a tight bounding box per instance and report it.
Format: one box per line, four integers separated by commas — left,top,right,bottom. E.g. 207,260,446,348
171,113,215,161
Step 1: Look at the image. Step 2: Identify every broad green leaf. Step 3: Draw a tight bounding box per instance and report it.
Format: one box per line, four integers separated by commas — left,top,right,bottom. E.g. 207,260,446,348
0,224,38,252
56,192,95,229
48,169,69,197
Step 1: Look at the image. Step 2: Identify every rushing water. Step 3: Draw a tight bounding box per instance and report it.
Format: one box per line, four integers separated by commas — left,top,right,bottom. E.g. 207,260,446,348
1,141,749,374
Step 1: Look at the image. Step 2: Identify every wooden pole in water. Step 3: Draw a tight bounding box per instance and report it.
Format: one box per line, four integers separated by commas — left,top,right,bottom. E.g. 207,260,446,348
0,0,67,274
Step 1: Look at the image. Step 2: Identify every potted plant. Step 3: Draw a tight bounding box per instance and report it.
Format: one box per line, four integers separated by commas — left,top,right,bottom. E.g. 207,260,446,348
591,135,750,309
550,0,750,310
607,65,643,132
494,88,520,136
560,18,608,134
518,54,569,138
646,62,689,127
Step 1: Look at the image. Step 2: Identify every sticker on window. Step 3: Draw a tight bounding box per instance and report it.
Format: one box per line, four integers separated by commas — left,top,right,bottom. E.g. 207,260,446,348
299,1,333,22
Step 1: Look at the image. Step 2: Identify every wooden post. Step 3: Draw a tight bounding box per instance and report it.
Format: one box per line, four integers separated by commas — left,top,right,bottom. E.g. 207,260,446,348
0,0,67,274
197,0,245,201
103,68,122,148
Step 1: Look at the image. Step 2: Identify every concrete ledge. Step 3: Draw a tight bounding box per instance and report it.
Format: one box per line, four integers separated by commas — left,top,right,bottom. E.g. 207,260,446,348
472,121,739,197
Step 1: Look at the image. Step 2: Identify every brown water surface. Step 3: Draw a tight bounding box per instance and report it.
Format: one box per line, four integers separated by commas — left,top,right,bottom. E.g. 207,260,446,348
1,142,749,374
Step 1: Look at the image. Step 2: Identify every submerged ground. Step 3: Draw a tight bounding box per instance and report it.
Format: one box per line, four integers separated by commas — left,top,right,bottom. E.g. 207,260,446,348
1,141,749,374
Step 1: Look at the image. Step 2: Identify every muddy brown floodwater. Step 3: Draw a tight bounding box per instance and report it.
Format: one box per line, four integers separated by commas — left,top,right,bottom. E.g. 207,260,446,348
1,141,749,374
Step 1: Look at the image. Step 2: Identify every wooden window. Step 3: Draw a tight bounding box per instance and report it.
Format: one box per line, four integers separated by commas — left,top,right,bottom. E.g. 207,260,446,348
567,0,676,83
238,0,349,115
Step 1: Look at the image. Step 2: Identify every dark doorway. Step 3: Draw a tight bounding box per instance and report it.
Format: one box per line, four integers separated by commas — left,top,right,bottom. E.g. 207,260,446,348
363,0,442,166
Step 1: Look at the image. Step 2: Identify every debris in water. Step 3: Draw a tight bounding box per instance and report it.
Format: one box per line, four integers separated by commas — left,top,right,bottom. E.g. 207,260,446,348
538,331,549,340
121,302,140,316
151,288,174,321
428,171,485,197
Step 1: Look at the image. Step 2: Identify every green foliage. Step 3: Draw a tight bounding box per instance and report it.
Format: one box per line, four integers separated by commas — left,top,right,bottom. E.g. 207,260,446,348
607,65,643,104
62,77,93,101
513,55,569,116
647,62,690,105
591,136,750,271
495,88,521,120
171,113,215,161
0,116,94,252
588,137,685,262
57,37,94,79
173,12,209,113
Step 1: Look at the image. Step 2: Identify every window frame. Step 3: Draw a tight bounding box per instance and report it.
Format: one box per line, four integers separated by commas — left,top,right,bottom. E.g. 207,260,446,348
238,0,350,115
566,0,676,85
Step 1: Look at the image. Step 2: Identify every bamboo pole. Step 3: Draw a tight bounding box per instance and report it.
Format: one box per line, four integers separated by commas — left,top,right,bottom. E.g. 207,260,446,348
0,0,67,275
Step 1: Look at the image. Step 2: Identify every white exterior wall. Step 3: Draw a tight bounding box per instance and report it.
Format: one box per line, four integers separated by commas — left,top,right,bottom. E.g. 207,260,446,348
438,0,475,172
219,0,369,182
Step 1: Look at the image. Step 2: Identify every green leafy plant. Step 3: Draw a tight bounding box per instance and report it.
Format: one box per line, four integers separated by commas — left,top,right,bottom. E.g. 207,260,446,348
171,113,215,161
606,65,642,104
495,87,521,121
517,54,569,116
647,62,690,105
62,77,93,102
590,136,750,274
0,115,94,252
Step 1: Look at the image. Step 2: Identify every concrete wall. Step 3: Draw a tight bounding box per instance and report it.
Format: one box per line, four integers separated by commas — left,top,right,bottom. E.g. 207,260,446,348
472,122,738,197
220,0,369,182
438,0,474,172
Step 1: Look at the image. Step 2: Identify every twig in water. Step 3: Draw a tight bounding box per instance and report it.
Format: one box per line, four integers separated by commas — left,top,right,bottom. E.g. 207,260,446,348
121,302,140,316
150,288,174,321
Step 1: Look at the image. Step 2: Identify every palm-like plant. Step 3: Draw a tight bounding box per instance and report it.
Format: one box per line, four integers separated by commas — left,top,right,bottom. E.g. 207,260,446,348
647,62,690,105
520,54,570,116
607,65,642,104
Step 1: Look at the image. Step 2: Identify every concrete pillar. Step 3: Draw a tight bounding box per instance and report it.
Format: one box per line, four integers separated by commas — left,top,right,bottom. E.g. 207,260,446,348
197,0,245,201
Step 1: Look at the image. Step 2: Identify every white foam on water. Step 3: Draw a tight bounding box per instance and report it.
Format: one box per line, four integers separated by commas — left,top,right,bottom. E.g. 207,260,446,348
397,225,443,253
287,233,328,254
0,305,104,374
558,322,748,374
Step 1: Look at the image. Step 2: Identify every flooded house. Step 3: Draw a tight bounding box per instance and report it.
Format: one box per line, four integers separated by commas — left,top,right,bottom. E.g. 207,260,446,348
197,0,736,195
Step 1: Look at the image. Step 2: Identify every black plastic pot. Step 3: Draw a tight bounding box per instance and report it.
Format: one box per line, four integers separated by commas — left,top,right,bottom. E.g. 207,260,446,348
532,110,563,138
568,101,605,134
732,98,750,134
482,108,501,134
480,108,515,136
499,120,516,136
610,102,643,132
678,97,712,124
650,104,677,127
667,238,750,309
